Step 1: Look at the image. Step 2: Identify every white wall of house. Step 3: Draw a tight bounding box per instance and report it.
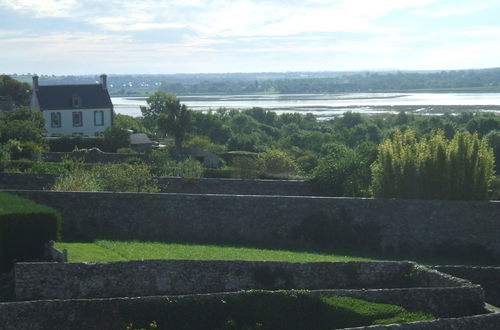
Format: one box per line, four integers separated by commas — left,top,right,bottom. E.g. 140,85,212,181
43,108,113,136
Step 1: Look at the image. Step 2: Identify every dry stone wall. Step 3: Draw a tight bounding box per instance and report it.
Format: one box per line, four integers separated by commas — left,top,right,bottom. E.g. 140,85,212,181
0,173,316,195
13,260,484,318
6,190,500,259
14,261,418,300
434,265,500,307
0,290,495,330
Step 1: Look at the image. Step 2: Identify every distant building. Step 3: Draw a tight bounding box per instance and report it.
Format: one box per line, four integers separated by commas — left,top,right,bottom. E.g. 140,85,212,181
130,133,153,153
30,75,113,136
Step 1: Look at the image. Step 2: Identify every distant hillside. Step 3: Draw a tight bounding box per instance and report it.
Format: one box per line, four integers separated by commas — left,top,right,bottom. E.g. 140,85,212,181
11,67,500,96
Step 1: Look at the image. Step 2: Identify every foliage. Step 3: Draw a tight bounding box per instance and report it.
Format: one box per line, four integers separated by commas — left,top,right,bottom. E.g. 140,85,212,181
231,156,261,179
0,107,47,162
486,130,500,173
186,135,226,153
113,114,151,135
145,91,192,150
0,192,61,272
311,144,370,197
257,149,300,178
103,126,131,152
113,290,435,330
153,157,203,178
371,129,495,199
53,163,159,192
0,75,31,110
49,135,105,152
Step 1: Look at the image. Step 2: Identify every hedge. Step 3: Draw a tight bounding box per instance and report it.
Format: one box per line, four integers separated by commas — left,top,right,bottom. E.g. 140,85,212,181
0,192,61,272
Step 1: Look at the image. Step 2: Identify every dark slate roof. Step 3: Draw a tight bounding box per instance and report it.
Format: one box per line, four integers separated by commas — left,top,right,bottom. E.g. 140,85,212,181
130,133,152,145
35,84,113,110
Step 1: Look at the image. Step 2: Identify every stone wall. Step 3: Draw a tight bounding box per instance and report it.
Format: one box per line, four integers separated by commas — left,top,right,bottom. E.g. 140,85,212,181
13,260,484,318
434,265,500,307
0,173,57,190
0,290,495,330
6,190,500,258
14,261,460,300
42,151,147,163
158,177,315,195
0,173,316,196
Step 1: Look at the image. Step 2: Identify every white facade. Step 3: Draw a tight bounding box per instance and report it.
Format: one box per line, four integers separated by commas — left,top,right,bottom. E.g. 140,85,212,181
42,108,113,136
31,74,114,137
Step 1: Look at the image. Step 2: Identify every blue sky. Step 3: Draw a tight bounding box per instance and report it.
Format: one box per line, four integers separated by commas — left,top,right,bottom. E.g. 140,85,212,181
1,0,500,75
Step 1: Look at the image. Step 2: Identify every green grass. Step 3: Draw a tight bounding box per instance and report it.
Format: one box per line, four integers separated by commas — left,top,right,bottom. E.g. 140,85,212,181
55,240,373,263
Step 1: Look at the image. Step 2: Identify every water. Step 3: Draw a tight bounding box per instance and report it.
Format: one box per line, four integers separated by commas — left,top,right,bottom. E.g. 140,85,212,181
112,93,500,119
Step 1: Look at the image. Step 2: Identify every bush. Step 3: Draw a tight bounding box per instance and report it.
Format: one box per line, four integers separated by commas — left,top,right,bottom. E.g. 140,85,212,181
231,156,261,179
53,163,159,193
154,158,203,178
3,159,34,172
103,126,131,152
49,135,106,152
257,149,300,178
311,144,369,197
371,129,495,200
0,192,61,272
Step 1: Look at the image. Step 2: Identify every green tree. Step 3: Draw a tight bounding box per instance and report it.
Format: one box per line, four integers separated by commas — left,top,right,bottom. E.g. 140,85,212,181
0,75,31,110
103,126,131,152
257,149,300,178
145,91,191,151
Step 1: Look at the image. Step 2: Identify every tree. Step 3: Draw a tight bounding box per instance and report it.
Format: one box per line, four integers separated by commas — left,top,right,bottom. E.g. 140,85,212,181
0,75,31,110
145,91,191,151
371,129,495,200
103,126,131,152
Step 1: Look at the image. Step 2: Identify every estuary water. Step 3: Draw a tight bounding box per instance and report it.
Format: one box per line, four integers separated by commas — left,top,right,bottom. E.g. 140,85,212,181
112,93,500,119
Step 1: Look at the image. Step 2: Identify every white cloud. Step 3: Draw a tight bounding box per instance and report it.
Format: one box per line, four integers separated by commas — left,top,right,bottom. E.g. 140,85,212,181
0,0,79,17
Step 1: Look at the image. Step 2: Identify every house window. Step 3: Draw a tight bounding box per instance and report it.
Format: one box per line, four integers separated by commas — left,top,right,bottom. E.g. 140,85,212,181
72,111,83,127
51,112,61,128
94,111,104,126
72,95,82,108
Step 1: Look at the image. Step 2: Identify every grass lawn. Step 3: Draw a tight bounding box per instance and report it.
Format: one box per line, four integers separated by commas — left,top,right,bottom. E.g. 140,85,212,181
55,240,373,263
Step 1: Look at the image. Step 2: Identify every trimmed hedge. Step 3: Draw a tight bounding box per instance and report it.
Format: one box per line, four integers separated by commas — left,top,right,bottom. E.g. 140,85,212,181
0,192,61,272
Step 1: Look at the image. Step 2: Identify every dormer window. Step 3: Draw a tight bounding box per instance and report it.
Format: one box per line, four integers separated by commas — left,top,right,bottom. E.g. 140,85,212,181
72,95,82,108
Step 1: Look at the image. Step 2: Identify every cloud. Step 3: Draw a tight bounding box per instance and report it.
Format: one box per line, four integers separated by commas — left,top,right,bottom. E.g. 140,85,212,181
0,0,79,17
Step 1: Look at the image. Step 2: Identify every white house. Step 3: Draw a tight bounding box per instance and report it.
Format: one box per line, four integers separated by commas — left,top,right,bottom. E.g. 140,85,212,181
30,74,114,136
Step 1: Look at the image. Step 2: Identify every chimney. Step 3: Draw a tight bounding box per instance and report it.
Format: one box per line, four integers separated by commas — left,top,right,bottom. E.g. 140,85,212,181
100,74,107,90
32,75,39,92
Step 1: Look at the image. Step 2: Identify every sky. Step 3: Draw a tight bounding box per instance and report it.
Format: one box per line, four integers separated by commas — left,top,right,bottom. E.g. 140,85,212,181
1,0,500,75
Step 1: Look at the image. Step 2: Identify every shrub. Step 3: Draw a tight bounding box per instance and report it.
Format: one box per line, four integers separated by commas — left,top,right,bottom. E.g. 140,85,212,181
49,135,106,152
0,192,61,272
371,129,495,200
53,163,159,193
257,149,300,178
154,158,203,178
311,144,369,197
231,156,261,179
